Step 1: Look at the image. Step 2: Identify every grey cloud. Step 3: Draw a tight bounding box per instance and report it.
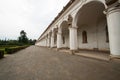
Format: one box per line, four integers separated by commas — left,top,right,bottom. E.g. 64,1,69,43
0,0,69,40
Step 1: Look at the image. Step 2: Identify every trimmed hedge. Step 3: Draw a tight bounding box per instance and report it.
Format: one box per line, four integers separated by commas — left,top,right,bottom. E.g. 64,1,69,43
5,46,29,54
0,50,4,59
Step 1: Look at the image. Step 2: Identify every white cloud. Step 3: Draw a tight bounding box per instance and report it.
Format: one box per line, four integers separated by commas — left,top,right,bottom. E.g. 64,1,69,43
0,0,69,40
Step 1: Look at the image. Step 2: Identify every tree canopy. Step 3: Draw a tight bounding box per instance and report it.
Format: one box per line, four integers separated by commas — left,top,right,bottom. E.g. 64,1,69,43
0,30,36,46
18,30,28,44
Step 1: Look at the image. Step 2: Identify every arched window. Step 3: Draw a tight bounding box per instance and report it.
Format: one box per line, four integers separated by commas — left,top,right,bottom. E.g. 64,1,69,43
63,36,65,44
106,25,109,43
54,34,57,44
82,31,87,43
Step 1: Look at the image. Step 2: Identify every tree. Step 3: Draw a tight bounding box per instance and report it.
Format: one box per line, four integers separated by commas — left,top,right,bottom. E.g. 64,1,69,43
18,30,28,44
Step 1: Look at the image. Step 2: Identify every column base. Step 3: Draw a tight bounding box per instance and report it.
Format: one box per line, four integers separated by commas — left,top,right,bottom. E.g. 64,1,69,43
57,48,62,51
109,54,120,60
69,50,78,55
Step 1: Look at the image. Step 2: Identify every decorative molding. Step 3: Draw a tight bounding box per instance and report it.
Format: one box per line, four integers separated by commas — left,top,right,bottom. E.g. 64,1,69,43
105,0,118,6
106,4,120,16
67,14,73,25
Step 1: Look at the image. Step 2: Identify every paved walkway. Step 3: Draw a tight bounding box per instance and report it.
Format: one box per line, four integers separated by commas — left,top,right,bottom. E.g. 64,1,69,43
76,50,110,61
58,49,110,61
0,46,120,80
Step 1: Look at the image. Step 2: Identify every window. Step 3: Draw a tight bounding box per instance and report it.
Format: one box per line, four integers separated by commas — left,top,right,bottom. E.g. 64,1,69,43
82,31,87,43
106,25,109,43
54,34,57,44
63,36,65,44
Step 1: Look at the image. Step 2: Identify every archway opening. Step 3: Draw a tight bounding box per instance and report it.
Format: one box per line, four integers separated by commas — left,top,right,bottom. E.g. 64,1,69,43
60,21,69,49
82,31,88,43
49,31,52,47
76,1,109,51
53,28,57,47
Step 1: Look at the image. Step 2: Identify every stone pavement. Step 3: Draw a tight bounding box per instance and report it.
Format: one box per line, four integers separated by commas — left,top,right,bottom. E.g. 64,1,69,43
0,46,120,80
75,51,110,61
58,48,110,61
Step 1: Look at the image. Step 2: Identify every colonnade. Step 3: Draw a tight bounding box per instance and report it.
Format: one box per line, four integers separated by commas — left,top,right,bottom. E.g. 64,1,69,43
36,0,120,58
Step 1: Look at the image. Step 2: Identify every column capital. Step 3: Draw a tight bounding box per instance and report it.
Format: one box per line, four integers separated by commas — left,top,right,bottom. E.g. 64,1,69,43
105,4,120,16
69,26,78,29
57,32,62,35
105,0,118,6
67,14,73,26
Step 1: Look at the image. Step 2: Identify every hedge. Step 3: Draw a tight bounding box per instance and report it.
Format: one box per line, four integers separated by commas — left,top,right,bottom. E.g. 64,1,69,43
0,50,4,59
5,45,29,54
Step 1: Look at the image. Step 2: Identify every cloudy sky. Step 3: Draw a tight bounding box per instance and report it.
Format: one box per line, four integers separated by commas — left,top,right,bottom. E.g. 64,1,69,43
0,0,69,40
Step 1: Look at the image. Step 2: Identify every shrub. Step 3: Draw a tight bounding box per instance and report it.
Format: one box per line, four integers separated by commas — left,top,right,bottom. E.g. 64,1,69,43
5,48,14,54
5,45,29,54
0,50,4,58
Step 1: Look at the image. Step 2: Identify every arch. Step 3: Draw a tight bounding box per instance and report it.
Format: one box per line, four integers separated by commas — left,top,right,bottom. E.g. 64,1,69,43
73,1,106,27
60,21,68,29
74,0,109,51
60,20,69,48
53,28,58,47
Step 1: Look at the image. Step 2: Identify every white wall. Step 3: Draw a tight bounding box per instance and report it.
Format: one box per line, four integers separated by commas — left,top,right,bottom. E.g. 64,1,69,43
97,19,109,51
77,20,109,51
62,33,69,48
36,38,47,47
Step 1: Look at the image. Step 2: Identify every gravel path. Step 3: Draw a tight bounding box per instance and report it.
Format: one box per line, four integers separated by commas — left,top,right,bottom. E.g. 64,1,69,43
0,46,120,80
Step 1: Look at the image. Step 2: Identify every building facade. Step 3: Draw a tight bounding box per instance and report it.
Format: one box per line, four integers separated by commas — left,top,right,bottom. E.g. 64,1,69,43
36,0,120,58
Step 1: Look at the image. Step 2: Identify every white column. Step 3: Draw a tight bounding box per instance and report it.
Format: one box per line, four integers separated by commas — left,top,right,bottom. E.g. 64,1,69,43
47,38,49,47
44,38,46,47
57,27,62,49
57,33,62,48
45,37,48,47
69,26,78,50
106,6,120,57
51,32,54,48
48,34,50,47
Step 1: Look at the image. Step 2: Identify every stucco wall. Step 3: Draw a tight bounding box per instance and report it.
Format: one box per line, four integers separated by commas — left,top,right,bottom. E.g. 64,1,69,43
62,32,69,48
77,19,109,51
